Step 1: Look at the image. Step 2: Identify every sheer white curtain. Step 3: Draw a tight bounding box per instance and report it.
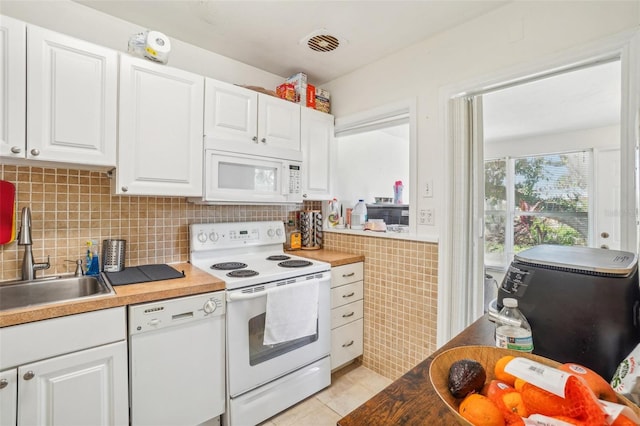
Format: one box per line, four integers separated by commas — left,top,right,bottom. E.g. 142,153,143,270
439,96,485,344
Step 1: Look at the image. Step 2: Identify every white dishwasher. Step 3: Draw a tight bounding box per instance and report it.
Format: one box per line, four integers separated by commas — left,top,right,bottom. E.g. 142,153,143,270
129,291,225,426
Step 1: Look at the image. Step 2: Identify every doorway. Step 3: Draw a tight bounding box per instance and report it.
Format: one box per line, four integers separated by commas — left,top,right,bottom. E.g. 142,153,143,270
482,60,622,305
439,32,640,345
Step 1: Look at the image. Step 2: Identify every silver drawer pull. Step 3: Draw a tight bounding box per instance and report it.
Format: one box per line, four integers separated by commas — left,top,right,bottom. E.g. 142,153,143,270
0,379,8,389
342,340,355,348
342,311,355,318
23,371,35,381
342,272,355,278
342,292,355,298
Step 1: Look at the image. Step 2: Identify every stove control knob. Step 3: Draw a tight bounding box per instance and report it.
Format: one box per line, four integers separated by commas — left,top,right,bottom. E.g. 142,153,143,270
275,228,284,237
267,228,275,237
209,232,219,242
197,232,207,243
203,299,217,314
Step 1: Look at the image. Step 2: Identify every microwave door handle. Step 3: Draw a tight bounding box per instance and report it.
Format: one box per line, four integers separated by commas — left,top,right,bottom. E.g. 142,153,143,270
281,162,289,195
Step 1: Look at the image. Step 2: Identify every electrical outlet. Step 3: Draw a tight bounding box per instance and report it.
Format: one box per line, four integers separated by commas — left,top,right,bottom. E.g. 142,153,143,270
418,209,434,225
424,180,433,198
425,208,434,225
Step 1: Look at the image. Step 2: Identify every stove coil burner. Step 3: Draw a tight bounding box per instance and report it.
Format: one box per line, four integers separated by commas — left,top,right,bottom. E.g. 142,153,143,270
278,260,313,268
211,262,247,270
266,255,291,261
226,270,259,278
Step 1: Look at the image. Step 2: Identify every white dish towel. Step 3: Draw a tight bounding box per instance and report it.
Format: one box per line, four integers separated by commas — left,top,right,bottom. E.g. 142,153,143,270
263,280,319,345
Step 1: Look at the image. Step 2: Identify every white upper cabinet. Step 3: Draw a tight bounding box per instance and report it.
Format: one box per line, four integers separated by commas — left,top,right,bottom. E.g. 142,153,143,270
26,25,117,166
116,54,204,196
0,16,26,158
301,107,334,200
204,78,301,161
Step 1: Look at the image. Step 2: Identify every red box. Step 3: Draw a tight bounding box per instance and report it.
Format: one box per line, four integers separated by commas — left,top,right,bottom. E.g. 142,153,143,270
306,84,316,109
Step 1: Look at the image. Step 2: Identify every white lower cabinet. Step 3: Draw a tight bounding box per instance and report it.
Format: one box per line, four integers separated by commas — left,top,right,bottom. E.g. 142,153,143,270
18,341,128,426
330,262,364,370
0,307,128,426
0,369,17,426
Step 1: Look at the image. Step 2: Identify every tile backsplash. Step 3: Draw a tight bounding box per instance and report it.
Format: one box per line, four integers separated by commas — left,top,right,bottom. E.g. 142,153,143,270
1,164,439,382
0,165,310,280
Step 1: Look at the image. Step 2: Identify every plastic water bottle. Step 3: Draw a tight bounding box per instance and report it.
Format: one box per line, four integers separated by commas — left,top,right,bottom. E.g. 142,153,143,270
351,200,367,230
495,298,533,352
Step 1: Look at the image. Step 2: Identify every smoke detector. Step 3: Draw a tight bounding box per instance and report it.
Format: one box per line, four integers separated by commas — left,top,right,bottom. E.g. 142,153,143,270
300,29,346,53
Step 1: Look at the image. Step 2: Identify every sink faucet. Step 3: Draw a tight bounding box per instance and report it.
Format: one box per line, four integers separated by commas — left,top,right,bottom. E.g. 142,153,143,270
17,207,50,281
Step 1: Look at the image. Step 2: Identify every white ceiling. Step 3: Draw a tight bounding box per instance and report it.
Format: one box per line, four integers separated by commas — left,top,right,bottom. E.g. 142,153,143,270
74,0,509,85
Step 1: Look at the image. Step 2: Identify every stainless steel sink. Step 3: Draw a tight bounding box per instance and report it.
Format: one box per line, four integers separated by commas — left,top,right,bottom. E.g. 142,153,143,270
0,275,115,311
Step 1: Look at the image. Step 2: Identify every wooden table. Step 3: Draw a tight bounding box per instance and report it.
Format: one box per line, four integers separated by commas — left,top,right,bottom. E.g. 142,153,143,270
338,315,495,425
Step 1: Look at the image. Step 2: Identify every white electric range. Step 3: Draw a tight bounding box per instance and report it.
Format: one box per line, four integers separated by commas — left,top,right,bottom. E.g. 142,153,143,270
189,221,331,426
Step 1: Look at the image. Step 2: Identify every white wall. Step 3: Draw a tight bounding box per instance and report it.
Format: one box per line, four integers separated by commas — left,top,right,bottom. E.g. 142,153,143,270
335,126,410,209
322,1,640,237
1,0,284,89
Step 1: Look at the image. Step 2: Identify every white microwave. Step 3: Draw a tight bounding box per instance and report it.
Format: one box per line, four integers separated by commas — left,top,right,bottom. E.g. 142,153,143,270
201,150,302,204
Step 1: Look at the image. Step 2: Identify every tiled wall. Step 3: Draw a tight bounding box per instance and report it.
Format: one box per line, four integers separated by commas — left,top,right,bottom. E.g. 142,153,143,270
0,165,312,280
0,164,439,382
323,232,439,380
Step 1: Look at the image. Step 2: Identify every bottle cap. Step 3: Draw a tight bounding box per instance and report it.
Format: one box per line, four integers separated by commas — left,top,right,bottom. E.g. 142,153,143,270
503,298,518,308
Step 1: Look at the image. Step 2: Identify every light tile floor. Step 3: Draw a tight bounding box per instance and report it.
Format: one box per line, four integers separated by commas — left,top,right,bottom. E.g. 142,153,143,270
259,363,393,426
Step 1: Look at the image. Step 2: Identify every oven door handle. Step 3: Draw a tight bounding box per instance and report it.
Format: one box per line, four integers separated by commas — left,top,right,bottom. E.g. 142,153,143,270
227,290,267,302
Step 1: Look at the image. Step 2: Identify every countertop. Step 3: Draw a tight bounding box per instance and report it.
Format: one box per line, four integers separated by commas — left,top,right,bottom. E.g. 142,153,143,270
288,249,364,267
0,263,226,328
338,314,495,425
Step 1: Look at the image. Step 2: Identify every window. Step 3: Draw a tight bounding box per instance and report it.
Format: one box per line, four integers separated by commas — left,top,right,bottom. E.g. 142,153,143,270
484,151,592,268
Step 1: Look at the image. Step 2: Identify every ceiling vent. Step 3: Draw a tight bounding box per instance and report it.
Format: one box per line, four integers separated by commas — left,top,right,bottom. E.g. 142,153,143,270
300,29,346,53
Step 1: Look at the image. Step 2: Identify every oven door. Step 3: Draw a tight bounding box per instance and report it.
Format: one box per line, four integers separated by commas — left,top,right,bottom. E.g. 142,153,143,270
226,272,330,397
204,150,302,203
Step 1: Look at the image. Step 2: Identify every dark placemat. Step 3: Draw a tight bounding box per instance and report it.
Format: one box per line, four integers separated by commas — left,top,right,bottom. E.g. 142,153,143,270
104,264,185,286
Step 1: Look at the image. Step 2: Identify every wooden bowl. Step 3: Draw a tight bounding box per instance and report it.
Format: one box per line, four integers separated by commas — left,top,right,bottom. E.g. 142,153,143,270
428,345,640,425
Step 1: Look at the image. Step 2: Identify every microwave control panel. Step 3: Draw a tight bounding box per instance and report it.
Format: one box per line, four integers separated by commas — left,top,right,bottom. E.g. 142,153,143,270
289,164,301,194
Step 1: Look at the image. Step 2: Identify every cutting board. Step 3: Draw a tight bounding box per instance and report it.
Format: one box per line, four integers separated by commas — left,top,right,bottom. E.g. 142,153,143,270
0,180,16,245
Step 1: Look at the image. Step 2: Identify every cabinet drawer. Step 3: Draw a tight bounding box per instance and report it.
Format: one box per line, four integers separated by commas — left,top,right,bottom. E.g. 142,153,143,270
331,281,363,308
331,318,363,370
331,263,364,288
331,300,364,329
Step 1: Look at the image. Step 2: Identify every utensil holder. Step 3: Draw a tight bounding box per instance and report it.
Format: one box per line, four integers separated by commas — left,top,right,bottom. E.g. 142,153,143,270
102,239,126,272
299,210,322,250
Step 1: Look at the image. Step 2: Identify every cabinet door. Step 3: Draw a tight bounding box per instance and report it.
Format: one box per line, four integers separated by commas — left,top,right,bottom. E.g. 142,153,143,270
0,369,17,426
257,94,301,157
17,341,128,426
0,16,26,159
117,54,204,196
301,108,333,200
26,25,117,166
204,78,258,150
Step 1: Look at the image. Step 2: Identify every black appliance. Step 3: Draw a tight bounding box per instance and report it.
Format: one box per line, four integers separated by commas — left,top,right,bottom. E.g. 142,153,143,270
366,204,409,225
497,244,640,380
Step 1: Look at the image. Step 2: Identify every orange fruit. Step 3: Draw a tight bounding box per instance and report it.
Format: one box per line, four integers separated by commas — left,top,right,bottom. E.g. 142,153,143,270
558,363,617,403
485,380,527,426
514,378,527,392
459,393,506,426
494,355,517,386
